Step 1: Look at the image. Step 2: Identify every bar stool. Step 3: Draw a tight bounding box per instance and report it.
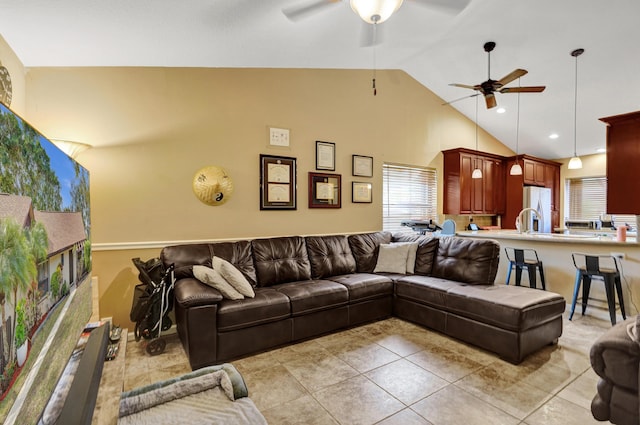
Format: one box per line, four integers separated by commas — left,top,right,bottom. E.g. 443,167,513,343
504,247,546,290
569,253,626,325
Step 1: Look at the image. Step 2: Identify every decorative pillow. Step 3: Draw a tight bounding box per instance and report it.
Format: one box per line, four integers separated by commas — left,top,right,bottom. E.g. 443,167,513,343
192,265,244,300
373,243,414,274
212,256,255,298
404,242,419,274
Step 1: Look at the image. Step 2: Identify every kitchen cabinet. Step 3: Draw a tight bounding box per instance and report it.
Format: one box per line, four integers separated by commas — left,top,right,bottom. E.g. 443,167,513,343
504,155,561,230
443,148,505,215
523,158,546,186
600,111,640,214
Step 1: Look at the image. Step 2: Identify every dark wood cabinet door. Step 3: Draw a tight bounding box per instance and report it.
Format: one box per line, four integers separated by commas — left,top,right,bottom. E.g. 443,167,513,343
460,153,474,214
523,160,536,185
601,111,640,214
483,159,496,213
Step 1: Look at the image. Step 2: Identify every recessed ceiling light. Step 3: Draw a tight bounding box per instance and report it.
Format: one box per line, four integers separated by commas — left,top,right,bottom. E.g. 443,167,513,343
496,107,506,114
549,133,559,139
596,148,606,153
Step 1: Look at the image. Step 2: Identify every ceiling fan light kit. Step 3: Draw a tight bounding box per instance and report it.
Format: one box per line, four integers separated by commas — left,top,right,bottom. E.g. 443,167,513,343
350,0,403,24
568,48,584,170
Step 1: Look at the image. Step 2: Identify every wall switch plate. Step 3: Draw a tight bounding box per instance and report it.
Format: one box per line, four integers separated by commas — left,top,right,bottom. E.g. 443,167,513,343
269,127,290,147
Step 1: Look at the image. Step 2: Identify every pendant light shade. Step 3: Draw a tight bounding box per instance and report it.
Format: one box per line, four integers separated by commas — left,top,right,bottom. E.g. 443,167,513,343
568,156,583,169
350,0,403,24
510,162,523,175
472,96,482,179
510,82,523,175
569,48,584,170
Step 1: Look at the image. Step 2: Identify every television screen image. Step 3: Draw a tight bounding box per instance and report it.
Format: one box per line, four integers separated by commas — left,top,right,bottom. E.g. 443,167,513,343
0,102,92,424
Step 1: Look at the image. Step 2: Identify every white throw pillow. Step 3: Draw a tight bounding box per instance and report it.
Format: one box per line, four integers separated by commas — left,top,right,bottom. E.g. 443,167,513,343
403,242,419,274
193,265,244,300
374,243,413,274
212,256,255,298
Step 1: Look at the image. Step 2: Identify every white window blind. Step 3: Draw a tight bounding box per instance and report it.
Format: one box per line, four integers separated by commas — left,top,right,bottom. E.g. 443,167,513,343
382,163,437,232
566,176,637,227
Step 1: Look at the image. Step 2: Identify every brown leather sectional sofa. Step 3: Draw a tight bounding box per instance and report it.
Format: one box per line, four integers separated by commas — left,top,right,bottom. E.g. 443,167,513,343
160,231,566,370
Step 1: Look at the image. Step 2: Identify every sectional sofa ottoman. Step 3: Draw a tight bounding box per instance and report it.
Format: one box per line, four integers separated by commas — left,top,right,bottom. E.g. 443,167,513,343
160,231,566,370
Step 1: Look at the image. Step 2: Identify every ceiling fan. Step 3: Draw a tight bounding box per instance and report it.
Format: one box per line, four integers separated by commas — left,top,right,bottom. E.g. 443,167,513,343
283,0,470,45
448,41,546,109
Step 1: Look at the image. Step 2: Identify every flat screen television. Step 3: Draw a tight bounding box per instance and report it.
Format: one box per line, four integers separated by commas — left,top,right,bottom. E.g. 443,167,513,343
0,102,92,424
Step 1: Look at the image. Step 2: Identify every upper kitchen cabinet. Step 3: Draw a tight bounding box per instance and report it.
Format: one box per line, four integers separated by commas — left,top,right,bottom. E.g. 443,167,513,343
504,155,561,230
523,158,546,186
443,148,505,215
600,111,640,214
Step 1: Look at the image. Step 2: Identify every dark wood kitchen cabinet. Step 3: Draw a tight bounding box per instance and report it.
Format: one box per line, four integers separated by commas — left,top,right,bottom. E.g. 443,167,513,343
523,158,546,186
600,111,640,214
443,148,505,215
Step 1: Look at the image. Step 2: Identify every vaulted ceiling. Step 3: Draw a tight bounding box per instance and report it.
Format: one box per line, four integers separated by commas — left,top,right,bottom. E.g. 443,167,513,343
1,0,638,159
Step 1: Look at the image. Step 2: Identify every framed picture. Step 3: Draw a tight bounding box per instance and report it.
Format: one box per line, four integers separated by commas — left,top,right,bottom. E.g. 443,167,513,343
308,172,341,208
352,182,372,203
316,141,335,171
260,154,297,210
352,154,373,177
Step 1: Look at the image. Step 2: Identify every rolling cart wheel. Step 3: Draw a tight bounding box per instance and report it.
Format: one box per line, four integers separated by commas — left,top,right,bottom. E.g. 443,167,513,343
146,339,166,356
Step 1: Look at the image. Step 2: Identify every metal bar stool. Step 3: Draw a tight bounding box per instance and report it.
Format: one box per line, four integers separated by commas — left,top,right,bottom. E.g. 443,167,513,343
504,247,546,290
569,253,626,325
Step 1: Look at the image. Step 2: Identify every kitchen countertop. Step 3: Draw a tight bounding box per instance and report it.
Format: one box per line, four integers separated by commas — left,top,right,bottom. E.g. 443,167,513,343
456,230,638,245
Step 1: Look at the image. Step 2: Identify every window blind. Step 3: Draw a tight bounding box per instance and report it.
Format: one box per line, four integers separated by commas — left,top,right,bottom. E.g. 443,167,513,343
566,176,637,227
382,163,437,232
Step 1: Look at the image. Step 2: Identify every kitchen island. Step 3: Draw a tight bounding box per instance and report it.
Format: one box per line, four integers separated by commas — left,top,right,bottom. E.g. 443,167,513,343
456,230,639,319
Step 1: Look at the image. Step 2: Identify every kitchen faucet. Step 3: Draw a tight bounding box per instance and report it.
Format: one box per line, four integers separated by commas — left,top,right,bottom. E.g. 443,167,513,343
516,207,544,234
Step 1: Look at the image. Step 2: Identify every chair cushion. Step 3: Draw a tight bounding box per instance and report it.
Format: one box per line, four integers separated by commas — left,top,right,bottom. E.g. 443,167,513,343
305,235,356,279
252,236,311,287
431,237,499,285
272,280,348,316
392,233,439,275
161,241,256,285
217,288,291,332
328,273,394,302
348,231,392,272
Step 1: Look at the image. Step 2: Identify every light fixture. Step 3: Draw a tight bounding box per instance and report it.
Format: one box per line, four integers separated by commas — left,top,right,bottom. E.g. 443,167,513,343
50,139,91,159
549,133,559,139
496,107,506,114
510,79,523,175
350,0,403,24
472,96,482,179
568,48,584,170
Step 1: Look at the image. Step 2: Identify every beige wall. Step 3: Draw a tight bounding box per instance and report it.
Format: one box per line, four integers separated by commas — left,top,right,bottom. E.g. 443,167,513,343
0,35,26,114
20,67,512,327
6,64,520,330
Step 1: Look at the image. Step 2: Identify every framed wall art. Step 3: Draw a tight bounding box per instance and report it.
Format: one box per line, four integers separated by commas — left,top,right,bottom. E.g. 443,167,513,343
315,141,335,171
352,182,372,203
260,154,297,210
308,172,341,208
352,154,373,177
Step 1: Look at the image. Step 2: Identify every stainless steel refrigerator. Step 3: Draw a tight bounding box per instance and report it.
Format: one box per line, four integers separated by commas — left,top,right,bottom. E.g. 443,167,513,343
522,186,552,233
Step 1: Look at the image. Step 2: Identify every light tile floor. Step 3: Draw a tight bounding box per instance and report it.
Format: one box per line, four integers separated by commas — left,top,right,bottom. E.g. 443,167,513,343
124,312,612,425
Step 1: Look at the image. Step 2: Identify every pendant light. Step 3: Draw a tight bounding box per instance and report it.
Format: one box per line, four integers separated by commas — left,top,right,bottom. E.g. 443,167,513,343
568,48,584,170
510,79,523,175
350,0,403,24
472,95,483,179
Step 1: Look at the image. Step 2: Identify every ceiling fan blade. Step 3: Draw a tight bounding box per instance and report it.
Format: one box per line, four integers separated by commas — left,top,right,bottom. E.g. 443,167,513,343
282,0,340,22
441,92,480,106
484,93,497,109
412,0,471,15
496,69,528,88
500,86,546,93
449,83,480,90
360,22,385,47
